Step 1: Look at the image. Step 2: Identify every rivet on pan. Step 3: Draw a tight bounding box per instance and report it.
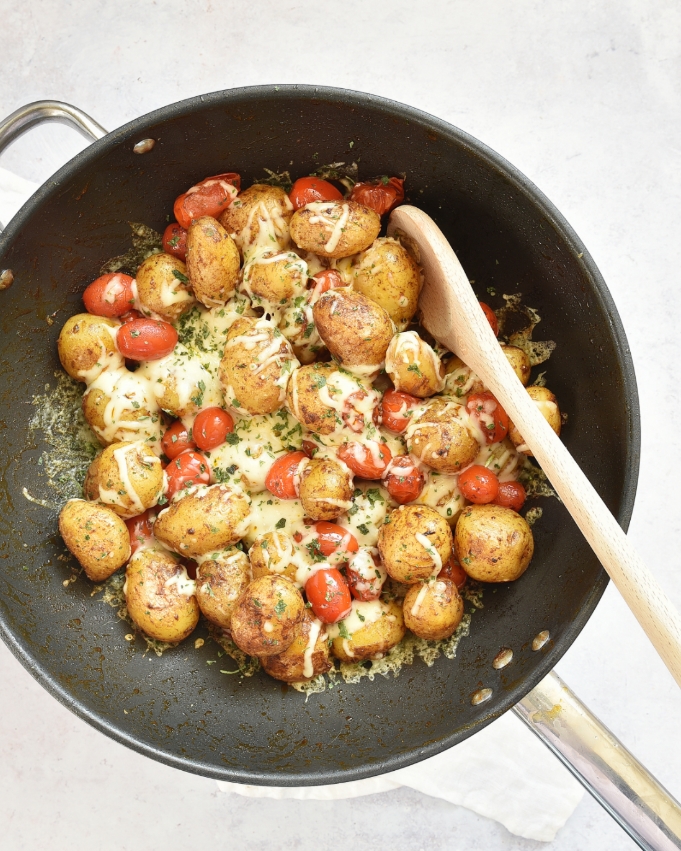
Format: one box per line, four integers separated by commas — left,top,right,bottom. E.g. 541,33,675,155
0,269,14,290
492,648,513,669
133,138,156,154
471,688,493,706
532,630,550,651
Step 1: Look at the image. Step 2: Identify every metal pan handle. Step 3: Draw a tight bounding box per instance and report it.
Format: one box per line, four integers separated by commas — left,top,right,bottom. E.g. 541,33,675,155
0,100,107,155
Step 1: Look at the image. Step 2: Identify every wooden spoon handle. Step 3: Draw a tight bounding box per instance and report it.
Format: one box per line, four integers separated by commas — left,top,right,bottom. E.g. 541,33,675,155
390,205,681,687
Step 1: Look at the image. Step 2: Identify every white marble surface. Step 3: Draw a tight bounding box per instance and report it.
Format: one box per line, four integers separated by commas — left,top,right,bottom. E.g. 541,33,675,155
2,0,681,848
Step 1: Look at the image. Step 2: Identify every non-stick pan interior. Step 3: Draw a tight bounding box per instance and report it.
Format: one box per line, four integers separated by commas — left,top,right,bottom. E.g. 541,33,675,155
0,86,639,784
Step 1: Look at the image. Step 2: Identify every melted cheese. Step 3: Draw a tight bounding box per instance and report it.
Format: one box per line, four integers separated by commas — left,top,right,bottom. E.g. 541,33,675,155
305,201,350,253
87,367,163,449
165,567,197,598
327,599,387,638
302,618,324,678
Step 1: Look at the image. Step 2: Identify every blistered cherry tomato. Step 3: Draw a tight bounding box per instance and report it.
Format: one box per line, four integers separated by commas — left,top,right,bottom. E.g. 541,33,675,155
384,455,425,504
125,509,157,556
117,318,178,361
120,309,142,324
343,391,372,433
161,420,197,460
377,389,421,433
349,176,404,215
314,521,359,558
337,440,392,479
310,269,344,295
493,480,527,512
346,551,386,602
193,407,234,451
305,568,352,624
458,465,499,504
165,450,211,500
265,450,307,500
479,302,499,336
173,172,240,229
438,554,468,589
289,177,344,210
83,273,136,318
163,223,188,260
465,391,509,444
302,440,319,458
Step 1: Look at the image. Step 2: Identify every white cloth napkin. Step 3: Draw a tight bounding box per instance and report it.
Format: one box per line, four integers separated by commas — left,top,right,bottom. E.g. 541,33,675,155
0,164,584,843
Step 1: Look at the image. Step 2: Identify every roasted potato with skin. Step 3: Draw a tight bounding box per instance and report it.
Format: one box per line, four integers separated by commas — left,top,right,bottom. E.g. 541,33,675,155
135,253,196,322
153,483,251,558
385,331,445,397
290,200,380,259
186,216,240,308
455,503,534,582
137,344,223,419
58,499,131,582
82,370,163,449
219,184,293,259
403,578,464,640
285,363,345,435
57,314,122,383
352,237,422,331
443,356,485,399
378,504,453,583
240,250,308,313
230,574,305,657
298,457,354,521
125,548,199,643
85,440,164,518
313,288,394,373
508,386,561,455
219,316,299,415
330,600,405,662
500,343,532,386
195,548,251,629
406,397,480,473
249,531,300,583
260,612,332,683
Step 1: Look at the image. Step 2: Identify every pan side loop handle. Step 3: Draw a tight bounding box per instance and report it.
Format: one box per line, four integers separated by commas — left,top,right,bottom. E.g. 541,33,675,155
514,671,681,850
0,100,107,156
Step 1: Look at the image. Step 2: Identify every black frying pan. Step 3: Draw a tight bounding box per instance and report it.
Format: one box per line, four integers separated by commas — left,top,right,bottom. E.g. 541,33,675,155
0,85,639,785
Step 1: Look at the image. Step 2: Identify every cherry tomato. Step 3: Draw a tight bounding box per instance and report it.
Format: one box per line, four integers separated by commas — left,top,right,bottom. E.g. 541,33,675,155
465,392,509,444
125,509,157,556
438,554,468,589
82,273,136,318
163,223,188,260
346,551,386,602
493,480,527,512
161,420,197,460
377,389,421,433
165,450,211,500
458,465,499,504
289,177,344,210
343,391,372,433
302,440,319,458
173,172,240,229
314,521,359,558
310,269,343,295
193,407,234,451
337,440,392,479
384,455,425,504
349,176,404,215
479,302,499,336
120,309,142,324
265,450,307,499
305,568,352,624
117,318,178,361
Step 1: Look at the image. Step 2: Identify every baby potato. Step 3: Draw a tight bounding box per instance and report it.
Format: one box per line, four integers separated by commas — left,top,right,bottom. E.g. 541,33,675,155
219,184,293,259
195,548,251,629
313,287,394,373
290,200,381,259
330,599,405,662
385,331,445,397
443,356,485,399
378,504,453,583
186,216,240,308
406,397,480,473
508,386,562,455
85,440,164,518
153,483,251,557
136,252,196,322
286,364,339,435
57,313,122,383
455,503,534,582
240,250,308,313
352,237,422,331
58,499,131,582
249,531,300,583
219,316,299,415
82,368,163,449
278,294,325,365
230,574,305,657
500,343,532,386
260,612,332,683
298,457,354,521
403,578,464,640
125,548,199,643
137,344,223,418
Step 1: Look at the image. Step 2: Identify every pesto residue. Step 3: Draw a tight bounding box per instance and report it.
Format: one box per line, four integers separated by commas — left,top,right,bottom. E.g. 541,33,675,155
100,222,163,276
496,293,556,366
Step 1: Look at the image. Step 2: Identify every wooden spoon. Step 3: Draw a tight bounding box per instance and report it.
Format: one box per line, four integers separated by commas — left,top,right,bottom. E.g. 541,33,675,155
388,204,681,687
